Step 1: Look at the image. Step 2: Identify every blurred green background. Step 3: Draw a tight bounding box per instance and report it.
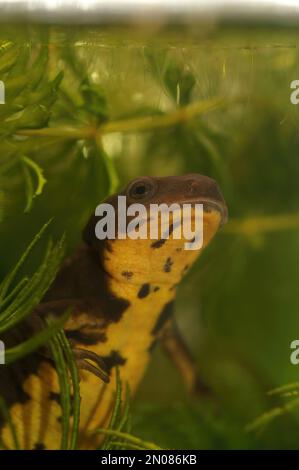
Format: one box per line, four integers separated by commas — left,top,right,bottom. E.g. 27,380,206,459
1,23,299,449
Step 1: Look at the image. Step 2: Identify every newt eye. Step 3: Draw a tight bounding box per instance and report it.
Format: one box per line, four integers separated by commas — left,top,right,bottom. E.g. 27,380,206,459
128,179,155,200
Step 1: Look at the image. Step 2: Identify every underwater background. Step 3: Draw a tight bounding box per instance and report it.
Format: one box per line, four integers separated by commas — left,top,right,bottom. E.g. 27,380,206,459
1,23,299,449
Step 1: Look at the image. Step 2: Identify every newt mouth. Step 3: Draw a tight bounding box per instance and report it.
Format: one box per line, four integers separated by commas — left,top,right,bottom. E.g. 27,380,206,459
180,198,228,226
201,199,228,226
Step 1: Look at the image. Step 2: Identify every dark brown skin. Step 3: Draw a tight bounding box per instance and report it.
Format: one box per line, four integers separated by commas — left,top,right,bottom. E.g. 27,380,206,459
0,174,227,449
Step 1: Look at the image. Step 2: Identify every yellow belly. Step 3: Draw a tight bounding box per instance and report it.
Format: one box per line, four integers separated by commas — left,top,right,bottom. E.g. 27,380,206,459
1,287,171,450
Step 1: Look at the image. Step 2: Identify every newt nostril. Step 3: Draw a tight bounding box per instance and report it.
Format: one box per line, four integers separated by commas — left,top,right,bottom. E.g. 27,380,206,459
187,180,201,196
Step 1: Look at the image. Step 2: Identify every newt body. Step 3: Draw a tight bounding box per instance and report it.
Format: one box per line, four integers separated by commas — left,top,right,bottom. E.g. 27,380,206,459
0,174,227,449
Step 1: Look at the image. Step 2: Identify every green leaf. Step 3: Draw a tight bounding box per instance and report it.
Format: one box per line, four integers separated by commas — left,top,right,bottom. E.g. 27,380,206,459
5,310,70,364
49,331,71,450
0,219,52,303
0,222,65,333
58,330,81,450
21,155,47,212
268,383,299,397
0,236,65,333
101,367,123,450
48,328,81,450
164,61,196,106
246,398,299,433
0,44,19,74
80,81,108,122
95,429,162,451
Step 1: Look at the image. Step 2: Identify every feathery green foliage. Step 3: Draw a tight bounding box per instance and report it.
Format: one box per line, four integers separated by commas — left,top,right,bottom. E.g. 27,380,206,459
0,223,81,449
58,330,81,450
96,369,161,451
0,221,65,334
247,383,299,433
0,221,76,448
48,328,81,450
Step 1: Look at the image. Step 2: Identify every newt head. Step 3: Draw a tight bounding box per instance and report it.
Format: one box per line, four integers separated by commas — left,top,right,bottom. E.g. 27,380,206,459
83,174,228,286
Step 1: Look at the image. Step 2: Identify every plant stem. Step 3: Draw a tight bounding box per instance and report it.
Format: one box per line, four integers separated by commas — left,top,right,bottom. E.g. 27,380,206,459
15,96,228,141
224,213,299,236
98,96,227,136
94,429,162,450
16,126,93,139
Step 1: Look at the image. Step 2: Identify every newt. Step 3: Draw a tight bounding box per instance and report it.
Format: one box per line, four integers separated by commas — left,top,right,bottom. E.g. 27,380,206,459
0,174,227,450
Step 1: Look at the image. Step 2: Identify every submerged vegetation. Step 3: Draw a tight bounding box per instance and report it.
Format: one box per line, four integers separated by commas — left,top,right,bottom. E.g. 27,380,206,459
1,24,299,449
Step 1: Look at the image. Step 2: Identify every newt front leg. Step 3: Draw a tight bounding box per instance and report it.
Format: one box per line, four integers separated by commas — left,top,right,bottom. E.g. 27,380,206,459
160,320,211,397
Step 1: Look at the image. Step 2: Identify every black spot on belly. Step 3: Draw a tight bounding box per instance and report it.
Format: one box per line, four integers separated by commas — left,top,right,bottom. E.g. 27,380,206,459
151,238,166,249
49,391,60,404
163,257,173,273
168,223,174,235
151,301,174,335
101,350,127,373
121,271,133,280
105,296,130,323
152,224,174,249
65,330,107,345
153,286,160,292
138,283,150,299
34,442,46,450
